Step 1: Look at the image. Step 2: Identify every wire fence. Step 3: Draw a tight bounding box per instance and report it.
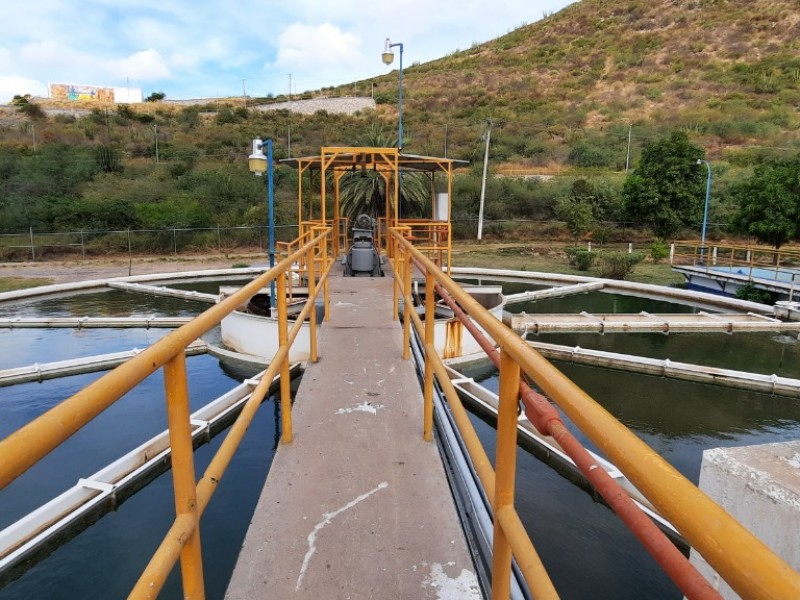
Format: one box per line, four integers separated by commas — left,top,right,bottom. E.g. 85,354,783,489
0,225,300,262
0,219,729,263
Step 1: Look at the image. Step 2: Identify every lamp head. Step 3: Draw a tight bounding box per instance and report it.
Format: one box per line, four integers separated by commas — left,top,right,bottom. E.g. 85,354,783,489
249,137,267,176
696,159,702,165
382,37,394,65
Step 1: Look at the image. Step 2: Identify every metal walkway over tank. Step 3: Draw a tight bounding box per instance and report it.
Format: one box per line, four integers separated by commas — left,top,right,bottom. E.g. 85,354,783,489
224,266,479,599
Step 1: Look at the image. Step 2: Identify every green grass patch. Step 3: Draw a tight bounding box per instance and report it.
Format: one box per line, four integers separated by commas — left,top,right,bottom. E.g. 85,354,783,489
0,277,54,292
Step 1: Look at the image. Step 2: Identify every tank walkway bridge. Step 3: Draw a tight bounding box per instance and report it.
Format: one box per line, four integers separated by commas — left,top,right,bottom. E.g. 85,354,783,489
225,268,478,599
2,229,800,600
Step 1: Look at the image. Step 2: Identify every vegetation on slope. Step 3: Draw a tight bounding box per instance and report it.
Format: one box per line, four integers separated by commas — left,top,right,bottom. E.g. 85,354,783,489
1,0,799,251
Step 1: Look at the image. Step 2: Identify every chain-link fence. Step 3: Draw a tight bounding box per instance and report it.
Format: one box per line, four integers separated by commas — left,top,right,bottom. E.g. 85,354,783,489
0,225,300,262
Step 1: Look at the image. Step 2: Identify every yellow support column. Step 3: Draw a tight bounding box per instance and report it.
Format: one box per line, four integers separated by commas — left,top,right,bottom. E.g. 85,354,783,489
307,246,318,363
276,272,293,444
163,353,205,600
491,349,521,600
392,237,400,321
423,271,436,442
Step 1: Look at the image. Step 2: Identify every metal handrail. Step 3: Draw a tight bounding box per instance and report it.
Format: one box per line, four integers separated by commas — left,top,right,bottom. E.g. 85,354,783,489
0,228,333,600
390,228,800,600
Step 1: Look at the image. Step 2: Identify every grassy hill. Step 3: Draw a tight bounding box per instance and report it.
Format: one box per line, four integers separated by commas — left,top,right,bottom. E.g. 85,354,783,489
1,0,799,245
353,0,800,167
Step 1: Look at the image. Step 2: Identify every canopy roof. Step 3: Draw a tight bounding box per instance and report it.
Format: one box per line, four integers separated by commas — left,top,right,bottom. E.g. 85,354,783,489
280,146,469,174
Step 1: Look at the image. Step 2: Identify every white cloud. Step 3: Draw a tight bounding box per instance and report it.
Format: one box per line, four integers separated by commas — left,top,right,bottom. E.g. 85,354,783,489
0,75,47,102
111,49,171,81
275,23,360,70
0,0,577,101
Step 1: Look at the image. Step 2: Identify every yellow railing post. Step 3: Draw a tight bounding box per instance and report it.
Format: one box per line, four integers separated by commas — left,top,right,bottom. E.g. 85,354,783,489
276,270,293,444
491,348,521,600
163,352,205,600
392,236,400,321
423,271,436,442
306,245,318,363
322,229,330,322
402,248,412,360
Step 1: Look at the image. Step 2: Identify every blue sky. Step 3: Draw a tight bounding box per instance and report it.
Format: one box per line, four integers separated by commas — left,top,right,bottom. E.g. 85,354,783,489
0,0,576,103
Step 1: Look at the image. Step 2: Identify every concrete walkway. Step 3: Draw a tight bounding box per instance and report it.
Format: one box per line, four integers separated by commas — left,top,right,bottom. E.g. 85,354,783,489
225,266,481,599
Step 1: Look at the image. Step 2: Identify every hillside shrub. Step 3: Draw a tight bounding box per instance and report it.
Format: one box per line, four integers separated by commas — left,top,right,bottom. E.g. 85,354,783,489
649,239,669,263
735,281,776,305
598,251,645,279
564,246,595,270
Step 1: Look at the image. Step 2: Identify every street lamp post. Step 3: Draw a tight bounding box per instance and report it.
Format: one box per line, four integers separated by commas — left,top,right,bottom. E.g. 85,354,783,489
697,159,712,262
382,38,404,149
249,137,276,310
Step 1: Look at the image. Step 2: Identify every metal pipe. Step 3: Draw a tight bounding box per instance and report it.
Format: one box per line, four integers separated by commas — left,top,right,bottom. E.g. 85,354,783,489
429,272,721,599
392,231,800,600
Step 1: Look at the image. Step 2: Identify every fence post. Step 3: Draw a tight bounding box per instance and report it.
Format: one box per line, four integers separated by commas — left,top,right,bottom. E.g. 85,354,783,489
29,227,35,261
173,228,177,256
628,242,633,254
587,241,592,253
217,224,221,255
80,230,85,257
669,243,675,264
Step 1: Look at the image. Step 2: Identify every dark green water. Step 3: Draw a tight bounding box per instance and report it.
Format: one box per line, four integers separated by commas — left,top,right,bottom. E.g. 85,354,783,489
1,282,798,599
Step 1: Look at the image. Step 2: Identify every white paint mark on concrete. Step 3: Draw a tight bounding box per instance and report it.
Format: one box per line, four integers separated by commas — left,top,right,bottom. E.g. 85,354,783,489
335,301,358,307
422,563,481,599
787,453,800,469
335,401,385,416
295,481,389,590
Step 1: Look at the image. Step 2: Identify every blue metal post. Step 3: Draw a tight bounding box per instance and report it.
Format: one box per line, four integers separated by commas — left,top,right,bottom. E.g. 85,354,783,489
698,159,712,263
266,138,276,308
395,42,403,149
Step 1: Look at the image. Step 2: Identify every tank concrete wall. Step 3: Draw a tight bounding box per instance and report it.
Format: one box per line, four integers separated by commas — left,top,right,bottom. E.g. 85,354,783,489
691,440,800,598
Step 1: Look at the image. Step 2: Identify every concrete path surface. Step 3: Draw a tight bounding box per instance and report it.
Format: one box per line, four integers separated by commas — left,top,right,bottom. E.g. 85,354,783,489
225,266,481,599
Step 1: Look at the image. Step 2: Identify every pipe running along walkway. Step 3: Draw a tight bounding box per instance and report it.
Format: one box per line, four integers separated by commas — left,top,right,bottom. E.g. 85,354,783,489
389,227,800,600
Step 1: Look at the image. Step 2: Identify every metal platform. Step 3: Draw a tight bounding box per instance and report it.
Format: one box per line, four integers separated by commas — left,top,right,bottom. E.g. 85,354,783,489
225,265,480,599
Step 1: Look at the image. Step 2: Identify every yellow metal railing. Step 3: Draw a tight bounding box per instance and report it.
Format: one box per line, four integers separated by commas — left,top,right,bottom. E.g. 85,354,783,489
0,228,333,600
390,229,800,600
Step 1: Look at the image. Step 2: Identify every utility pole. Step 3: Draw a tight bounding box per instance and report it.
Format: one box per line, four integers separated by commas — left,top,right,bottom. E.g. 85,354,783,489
288,124,292,158
288,74,292,101
242,79,247,109
153,123,159,164
477,119,493,241
625,123,632,173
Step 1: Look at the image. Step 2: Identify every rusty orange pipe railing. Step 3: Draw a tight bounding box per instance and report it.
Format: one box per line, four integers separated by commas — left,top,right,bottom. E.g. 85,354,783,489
390,228,800,600
430,277,721,600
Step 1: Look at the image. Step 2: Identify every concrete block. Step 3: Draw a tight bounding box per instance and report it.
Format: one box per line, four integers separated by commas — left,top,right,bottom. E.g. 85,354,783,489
691,440,800,599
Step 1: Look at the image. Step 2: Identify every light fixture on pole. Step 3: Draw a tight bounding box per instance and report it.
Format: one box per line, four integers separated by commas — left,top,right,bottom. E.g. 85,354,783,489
382,37,404,150
249,137,276,309
696,158,712,262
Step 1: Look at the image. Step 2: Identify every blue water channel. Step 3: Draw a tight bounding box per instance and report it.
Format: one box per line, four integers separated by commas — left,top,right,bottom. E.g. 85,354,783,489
1,280,799,599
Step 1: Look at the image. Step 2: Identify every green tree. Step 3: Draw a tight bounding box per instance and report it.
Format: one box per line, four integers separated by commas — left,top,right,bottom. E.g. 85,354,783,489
337,123,430,220
556,179,595,241
732,156,800,249
622,131,705,239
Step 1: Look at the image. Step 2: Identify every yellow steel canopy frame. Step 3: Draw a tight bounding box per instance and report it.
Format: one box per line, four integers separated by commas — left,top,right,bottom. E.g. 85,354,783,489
281,146,466,271
390,228,800,600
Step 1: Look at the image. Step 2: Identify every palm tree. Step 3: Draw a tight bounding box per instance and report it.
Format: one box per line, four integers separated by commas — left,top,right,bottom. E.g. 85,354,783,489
337,123,431,221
